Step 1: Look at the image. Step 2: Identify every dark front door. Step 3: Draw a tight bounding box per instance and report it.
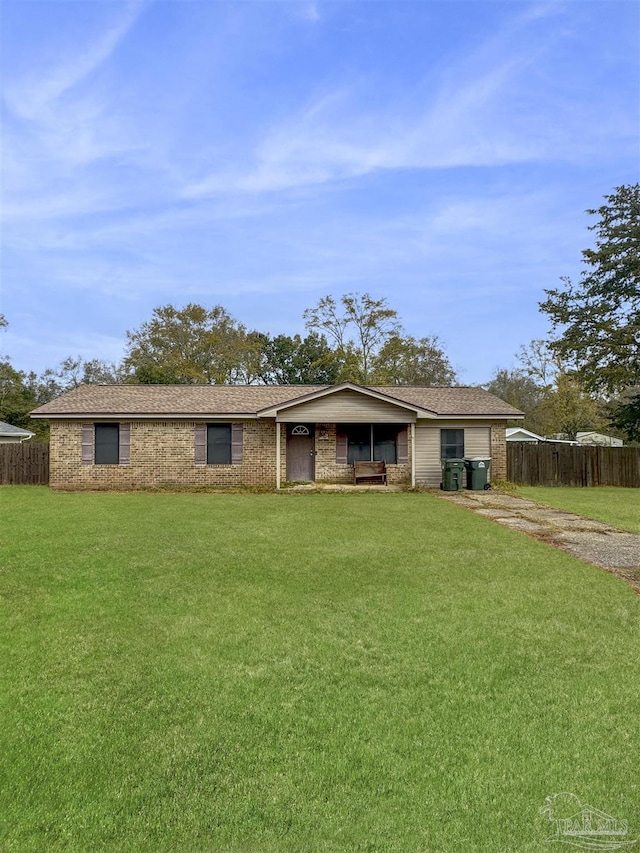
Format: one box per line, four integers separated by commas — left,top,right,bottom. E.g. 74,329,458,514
286,425,315,481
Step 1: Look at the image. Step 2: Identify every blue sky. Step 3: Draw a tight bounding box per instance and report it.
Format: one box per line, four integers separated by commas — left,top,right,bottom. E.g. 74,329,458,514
1,0,638,384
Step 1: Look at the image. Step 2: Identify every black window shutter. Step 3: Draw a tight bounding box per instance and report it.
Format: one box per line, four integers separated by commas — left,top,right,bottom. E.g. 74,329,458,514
119,423,130,465
231,423,243,464
397,428,408,464
194,424,207,465
336,432,348,464
81,423,94,465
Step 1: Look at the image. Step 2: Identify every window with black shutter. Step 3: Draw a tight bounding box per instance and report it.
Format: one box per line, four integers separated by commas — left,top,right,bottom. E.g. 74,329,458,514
207,424,232,464
373,425,398,464
95,423,119,464
346,424,371,464
338,424,402,464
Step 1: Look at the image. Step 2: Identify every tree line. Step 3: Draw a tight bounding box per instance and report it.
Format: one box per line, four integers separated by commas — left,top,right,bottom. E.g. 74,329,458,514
0,295,456,439
1,184,638,443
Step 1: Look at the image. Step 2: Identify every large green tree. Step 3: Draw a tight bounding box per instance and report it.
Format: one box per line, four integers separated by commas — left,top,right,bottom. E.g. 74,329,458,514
533,373,606,440
257,333,341,385
540,184,640,438
372,334,457,385
124,304,261,385
303,293,400,383
0,360,38,430
609,390,640,442
485,368,546,429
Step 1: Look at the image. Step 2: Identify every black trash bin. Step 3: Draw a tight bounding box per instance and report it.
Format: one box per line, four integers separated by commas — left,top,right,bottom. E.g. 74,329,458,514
441,458,466,491
464,457,491,490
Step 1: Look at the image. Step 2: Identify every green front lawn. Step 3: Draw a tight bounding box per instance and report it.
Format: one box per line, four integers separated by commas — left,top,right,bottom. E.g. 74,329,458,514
1,488,639,852
517,486,640,533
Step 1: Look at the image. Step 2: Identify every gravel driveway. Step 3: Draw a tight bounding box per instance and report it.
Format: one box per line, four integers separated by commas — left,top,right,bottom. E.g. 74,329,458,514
439,490,640,593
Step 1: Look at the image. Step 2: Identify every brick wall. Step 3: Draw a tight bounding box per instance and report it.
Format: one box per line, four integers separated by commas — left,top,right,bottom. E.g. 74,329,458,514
314,423,351,483
50,420,278,490
50,419,415,490
490,422,507,480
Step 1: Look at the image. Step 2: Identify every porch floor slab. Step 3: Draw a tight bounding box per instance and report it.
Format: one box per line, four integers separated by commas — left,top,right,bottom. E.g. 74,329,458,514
280,483,404,492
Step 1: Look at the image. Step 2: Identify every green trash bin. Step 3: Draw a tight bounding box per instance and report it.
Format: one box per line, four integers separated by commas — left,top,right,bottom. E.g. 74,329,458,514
441,458,466,491
464,457,491,490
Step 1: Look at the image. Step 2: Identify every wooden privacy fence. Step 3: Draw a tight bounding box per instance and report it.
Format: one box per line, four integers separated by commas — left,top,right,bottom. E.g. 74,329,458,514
507,443,640,487
0,442,49,485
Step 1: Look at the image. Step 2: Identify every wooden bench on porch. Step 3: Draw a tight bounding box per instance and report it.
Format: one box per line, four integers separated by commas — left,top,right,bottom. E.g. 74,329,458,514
353,460,387,485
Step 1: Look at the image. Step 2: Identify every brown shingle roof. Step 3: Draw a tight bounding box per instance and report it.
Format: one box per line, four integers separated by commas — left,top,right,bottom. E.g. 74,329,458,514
30,384,326,416
31,383,523,418
369,386,523,416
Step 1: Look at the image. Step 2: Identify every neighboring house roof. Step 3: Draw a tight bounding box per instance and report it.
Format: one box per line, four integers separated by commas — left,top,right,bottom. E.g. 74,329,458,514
506,427,585,445
575,431,624,447
506,427,545,442
0,421,34,440
30,382,524,420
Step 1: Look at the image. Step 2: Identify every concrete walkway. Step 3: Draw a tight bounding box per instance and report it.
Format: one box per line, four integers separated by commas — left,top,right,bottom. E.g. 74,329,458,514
439,490,640,593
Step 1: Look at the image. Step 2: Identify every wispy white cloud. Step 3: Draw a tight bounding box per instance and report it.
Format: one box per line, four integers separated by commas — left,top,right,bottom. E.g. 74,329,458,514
4,0,148,121
182,78,521,198
184,2,631,199
1,0,151,212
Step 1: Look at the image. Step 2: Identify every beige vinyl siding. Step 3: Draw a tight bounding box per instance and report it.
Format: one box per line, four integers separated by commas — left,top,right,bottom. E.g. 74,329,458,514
277,390,415,424
464,427,491,459
415,422,491,486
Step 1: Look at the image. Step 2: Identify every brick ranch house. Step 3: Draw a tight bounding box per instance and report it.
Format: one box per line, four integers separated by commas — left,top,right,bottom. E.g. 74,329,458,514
30,382,523,490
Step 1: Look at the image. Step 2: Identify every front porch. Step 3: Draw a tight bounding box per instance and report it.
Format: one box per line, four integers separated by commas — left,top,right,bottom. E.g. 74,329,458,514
276,421,414,488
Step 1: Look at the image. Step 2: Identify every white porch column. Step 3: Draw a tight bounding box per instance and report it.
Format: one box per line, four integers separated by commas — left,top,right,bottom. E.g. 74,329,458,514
411,423,416,489
276,421,281,489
